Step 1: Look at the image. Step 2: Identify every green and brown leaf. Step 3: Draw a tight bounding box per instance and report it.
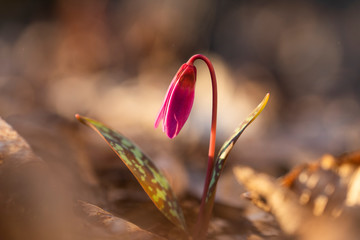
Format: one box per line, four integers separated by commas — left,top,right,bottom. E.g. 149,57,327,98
206,93,270,203
75,115,187,232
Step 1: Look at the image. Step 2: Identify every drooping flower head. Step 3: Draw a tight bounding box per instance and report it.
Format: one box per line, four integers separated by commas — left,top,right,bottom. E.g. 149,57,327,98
155,63,197,138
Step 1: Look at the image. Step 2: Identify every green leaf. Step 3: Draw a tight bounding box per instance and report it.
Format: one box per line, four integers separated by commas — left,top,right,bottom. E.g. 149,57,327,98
75,115,187,232
206,93,270,203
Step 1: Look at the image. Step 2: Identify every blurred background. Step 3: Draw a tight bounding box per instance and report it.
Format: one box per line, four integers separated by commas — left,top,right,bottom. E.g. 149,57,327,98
1,0,360,180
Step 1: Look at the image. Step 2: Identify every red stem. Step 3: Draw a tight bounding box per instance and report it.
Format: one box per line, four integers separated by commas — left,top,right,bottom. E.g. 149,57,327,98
187,54,217,239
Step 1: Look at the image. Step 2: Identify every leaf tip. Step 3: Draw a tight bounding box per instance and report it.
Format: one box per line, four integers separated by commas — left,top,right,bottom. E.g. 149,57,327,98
75,114,87,125
264,92,270,103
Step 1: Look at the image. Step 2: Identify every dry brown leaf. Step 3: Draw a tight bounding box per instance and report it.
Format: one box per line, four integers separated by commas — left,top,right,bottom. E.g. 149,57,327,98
77,200,167,240
0,117,74,240
233,165,312,235
234,152,360,240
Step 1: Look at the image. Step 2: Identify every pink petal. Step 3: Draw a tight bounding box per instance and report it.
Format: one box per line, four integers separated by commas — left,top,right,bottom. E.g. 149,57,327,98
154,77,177,128
163,80,195,138
154,64,189,129
155,63,196,138
154,104,165,128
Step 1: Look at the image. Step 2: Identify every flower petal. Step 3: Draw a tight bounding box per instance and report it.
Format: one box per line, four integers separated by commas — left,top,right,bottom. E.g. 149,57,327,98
154,76,178,128
154,105,165,128
155,63,196,138
164,80,195,138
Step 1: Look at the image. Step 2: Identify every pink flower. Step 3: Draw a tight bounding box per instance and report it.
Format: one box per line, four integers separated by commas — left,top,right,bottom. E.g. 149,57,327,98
155,63,197,138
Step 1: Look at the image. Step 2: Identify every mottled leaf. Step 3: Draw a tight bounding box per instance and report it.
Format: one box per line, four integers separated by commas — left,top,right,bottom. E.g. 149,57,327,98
75,115,187,232
206,93,269,203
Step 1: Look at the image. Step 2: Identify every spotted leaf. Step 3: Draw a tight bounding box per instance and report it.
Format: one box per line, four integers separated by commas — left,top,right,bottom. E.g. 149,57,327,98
206,93,269,203
75,115,187,232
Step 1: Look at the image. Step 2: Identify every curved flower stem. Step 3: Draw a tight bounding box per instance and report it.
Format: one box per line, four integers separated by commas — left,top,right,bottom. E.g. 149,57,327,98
187,54,217,239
